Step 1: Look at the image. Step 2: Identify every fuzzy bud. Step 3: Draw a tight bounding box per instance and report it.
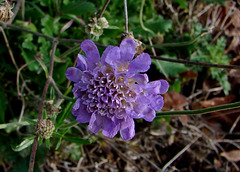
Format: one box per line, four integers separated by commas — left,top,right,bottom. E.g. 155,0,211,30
36,119,55,139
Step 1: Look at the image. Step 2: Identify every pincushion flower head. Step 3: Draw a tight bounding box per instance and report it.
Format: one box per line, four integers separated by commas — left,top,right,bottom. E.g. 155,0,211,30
66,38,169,140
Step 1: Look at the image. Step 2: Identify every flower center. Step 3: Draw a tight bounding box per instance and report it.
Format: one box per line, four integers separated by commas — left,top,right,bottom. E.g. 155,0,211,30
81,68,135,119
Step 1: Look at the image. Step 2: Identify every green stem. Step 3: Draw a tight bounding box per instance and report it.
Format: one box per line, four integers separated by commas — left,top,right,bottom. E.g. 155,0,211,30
139,0,155,36
156,101,240,117
59,44,80,59
147,31,209,49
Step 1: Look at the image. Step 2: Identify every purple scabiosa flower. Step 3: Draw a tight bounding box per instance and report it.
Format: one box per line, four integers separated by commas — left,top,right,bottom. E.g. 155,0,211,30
65,38,169,140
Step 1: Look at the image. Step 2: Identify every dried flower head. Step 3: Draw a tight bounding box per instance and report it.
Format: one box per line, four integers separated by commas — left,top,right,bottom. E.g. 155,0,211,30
46,100,62,117
0,1,14,22
121,32,146,56
86,17,109,37
66,38,169,140
36,119,55,139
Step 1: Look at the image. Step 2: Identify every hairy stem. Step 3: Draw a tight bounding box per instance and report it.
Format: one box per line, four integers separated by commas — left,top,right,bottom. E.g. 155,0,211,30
124,0,128,33
97,0,110,19
28,39,58,172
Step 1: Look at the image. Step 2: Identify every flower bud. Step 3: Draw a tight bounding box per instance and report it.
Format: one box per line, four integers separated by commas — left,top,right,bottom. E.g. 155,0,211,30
36,119,55,139
86,17,109,37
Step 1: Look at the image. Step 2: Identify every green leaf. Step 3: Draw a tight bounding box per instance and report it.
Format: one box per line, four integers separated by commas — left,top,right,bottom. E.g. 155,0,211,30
55,101,74,129
169,80,181,93
191,36,231,95
62,136,90,145
61,1,96,16
15,20,38,32
12,135,36,152
55,137,62,150
203,0,226,5
0,120,36,129
38,37,51,64
20,48,39,71
45,139,51,149
145,15,172,34
22,34,36,50
0,87,7,123
152,56,188,77
53,60,71,84
133,15,172,36
59,120,79,129
40,0,48,6
39,137,43,145
172,0,188,8
41,15,60,36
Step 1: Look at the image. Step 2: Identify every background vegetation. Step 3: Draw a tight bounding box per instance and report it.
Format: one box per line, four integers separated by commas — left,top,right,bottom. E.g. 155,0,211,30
0,0,240,171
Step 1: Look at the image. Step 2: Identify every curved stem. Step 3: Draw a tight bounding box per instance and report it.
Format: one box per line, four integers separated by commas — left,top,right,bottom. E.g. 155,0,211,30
156,101,240,117
139,0,155,35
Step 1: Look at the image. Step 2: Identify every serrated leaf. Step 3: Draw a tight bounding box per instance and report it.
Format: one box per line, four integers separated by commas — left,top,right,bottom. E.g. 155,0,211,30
145,16,172,34
152,56,188,77
41,15,60,36
61,1,96,16
12,135,36,152
132,15,172,36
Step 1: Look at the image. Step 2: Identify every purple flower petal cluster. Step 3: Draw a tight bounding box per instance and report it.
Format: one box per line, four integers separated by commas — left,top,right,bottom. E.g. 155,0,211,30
65,38,169,140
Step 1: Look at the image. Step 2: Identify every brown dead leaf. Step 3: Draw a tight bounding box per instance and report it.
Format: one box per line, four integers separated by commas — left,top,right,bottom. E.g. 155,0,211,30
224,36,240,54
220,150,240,162
229,69,240,84
164,91,188,110
200,95,235,108
203,80,220,92
230,55,240,65
179,70,197,79
207,1,240,55
214,159,222,168
164,91,189,124
231,6,240,28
